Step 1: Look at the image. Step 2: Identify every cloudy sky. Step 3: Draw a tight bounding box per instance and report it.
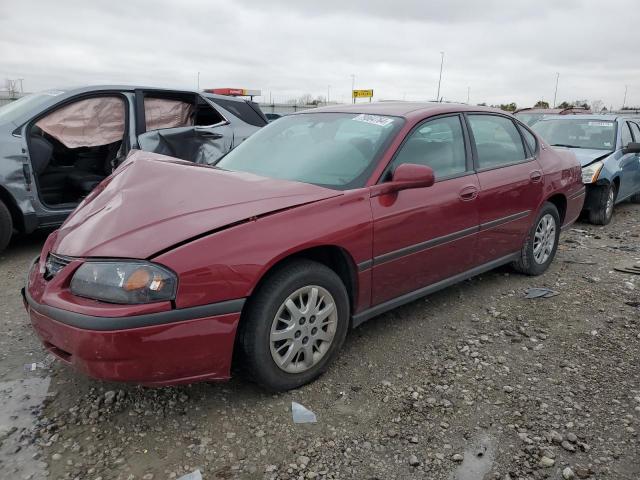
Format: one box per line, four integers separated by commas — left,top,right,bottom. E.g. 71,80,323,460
1,0,638,108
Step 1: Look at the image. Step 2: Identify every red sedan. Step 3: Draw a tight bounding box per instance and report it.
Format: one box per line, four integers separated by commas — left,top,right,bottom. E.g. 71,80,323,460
24,103,585,391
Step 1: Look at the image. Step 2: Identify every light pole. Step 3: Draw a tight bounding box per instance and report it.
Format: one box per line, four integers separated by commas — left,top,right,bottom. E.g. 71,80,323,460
436,51,444,102
350,74,355,104
327,84,331,104
467,86,470,104
197,71,200,91
553,72,560,108
623,85,628,109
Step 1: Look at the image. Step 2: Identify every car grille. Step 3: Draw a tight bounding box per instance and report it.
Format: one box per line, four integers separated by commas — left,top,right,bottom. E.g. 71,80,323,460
44,253,73,280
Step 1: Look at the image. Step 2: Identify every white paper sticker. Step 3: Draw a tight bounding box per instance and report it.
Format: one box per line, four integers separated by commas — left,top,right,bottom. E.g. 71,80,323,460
587,121,613,127
352,114,394,127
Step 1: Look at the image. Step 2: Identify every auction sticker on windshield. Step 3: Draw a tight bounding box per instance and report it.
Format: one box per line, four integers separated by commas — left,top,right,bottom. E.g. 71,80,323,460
587,121,614,127
352,114,394,127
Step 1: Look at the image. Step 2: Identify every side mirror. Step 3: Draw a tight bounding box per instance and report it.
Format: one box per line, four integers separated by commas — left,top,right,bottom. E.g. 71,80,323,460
622,142,640,154
371,163,435,196
391,163,435,190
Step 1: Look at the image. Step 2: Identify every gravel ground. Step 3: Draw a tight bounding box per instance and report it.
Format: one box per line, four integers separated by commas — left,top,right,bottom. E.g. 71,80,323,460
1,204,639,480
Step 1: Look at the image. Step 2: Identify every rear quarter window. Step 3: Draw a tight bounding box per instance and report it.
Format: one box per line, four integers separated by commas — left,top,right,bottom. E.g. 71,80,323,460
209,98,267,127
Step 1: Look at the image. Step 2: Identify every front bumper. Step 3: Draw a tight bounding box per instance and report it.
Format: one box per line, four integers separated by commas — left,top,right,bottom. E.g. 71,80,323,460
24,258,245,386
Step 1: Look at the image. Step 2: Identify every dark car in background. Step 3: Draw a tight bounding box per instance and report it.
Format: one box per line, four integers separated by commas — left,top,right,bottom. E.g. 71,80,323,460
514,106,591,126
0,85,267,252
25,102,585,391
532,115,640,224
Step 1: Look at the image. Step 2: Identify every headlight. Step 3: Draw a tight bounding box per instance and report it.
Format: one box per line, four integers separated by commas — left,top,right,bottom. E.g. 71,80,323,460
70,261,177,304
581,161,603,184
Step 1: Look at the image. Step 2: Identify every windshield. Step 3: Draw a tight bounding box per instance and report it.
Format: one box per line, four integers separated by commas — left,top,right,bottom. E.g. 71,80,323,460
514,113,545,126
0,91,62,125
532,118,616,150
216,112,403,189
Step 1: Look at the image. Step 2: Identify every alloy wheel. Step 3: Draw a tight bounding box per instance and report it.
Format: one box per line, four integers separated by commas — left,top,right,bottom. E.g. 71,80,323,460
533,213,556,264
269,285,338,374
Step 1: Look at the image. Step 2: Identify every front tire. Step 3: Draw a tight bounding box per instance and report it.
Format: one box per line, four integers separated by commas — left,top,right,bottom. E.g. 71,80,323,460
512,202,560,276
238,259,349,391
588,183,616,225
630,191,640,204
0,201,13,254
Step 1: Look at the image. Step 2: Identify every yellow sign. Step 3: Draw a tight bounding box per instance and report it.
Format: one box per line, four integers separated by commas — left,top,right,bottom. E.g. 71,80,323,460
352,89,373,98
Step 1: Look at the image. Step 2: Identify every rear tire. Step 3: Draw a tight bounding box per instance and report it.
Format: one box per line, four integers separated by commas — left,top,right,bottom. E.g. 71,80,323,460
238,259,349,391
512,202,560,276
0,201,12,254
588,183,616,225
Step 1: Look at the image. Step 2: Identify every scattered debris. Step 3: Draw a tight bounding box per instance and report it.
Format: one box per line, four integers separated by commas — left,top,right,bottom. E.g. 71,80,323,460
291,401,317,424
23,362,46,372
563,259,597,265
614,265,640,275
524,288,559,299
177,470,202,480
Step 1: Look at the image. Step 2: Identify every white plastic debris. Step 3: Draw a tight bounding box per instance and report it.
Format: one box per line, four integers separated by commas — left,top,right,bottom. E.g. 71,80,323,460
23,362,46,372
292,401,317,424
524,288,559,299
177,470,202,480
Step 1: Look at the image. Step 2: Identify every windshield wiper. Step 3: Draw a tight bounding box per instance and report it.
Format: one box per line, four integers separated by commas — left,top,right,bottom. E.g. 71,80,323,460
550,143,583,149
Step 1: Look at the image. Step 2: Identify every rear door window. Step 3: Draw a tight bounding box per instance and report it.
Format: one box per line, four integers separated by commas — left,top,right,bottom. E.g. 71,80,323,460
519,126,537,155
630,122,640,141
467,114,526,169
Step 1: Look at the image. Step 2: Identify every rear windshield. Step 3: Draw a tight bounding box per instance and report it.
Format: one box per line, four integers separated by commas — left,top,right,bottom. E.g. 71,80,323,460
209,98,267,127
0,91,61,125
532,118,616,150
216,112,403,189
514,113,545,126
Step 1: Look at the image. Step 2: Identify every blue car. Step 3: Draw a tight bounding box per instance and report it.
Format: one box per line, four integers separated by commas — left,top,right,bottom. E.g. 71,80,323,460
532,115,640,224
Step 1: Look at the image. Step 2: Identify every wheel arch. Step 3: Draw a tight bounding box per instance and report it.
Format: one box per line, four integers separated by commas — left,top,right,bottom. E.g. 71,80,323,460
248,244,359,315
0,185,24,232
544,193,567,225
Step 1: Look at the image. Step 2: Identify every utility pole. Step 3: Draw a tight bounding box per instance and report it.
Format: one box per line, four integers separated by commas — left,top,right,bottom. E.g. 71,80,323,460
553,72,560,108
327,84,331,104
197,72,200,91
622,85,628,109
467,86,470,104
436,51,444,102
351,74,355,104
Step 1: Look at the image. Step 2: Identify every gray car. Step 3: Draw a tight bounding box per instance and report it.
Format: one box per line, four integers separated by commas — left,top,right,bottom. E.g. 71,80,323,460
0,85,267,252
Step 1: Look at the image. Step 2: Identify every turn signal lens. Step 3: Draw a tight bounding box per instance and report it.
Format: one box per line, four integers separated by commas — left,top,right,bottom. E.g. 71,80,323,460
123,268,152,291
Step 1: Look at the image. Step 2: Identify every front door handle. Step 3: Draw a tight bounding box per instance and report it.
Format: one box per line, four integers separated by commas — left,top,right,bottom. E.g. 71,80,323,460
530,170,543,183
459,185,478,201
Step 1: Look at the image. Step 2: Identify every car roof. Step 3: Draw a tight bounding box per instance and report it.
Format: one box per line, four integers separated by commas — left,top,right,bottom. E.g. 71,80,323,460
297,101,505,118
1,85,255,128
49,84,250,103
536,114,623,122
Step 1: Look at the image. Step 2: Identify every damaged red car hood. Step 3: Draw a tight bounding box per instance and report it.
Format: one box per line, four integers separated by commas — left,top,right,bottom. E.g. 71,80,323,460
53,151,341,258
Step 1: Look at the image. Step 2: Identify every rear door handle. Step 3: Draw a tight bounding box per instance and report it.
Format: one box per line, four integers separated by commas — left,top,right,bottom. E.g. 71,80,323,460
459,185,478,201
530,170,543,183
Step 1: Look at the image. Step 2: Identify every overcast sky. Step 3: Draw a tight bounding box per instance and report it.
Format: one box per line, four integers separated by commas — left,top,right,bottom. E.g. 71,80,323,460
1,0,638,108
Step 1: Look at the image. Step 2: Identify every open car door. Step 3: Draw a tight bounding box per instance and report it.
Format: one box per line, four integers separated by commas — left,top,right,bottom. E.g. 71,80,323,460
135,90,233,165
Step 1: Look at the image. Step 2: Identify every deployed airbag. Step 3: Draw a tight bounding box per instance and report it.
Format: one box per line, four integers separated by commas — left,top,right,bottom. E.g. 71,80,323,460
144,98,194,131
36,97,125,148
